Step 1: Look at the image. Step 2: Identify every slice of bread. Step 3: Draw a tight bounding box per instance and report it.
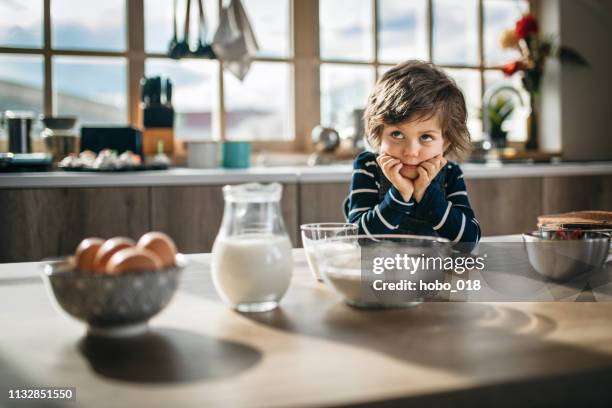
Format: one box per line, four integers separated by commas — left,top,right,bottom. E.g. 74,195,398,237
538,210,612,227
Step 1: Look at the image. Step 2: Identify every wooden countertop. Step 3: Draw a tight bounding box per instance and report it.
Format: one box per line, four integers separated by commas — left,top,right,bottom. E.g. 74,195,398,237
1,245,612,407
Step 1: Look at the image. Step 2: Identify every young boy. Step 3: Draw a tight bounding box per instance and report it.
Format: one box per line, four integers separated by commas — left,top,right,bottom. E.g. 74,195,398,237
347,60,480,250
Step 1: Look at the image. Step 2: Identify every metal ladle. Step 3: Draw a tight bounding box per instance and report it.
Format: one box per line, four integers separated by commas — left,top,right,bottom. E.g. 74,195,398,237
167,0,182,59
192,0,216,59
172,0,192,59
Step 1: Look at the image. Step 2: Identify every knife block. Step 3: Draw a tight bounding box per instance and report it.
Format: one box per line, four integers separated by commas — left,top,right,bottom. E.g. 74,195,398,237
143,128,174,156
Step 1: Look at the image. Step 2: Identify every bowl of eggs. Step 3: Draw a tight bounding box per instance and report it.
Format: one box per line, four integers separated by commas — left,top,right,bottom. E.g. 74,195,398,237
42,231,185,337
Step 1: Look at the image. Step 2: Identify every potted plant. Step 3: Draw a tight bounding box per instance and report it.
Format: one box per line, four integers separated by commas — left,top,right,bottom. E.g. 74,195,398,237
487,95,515,148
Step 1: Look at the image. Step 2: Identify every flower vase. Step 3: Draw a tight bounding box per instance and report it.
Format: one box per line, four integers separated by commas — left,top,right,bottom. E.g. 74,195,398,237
525,91,539,150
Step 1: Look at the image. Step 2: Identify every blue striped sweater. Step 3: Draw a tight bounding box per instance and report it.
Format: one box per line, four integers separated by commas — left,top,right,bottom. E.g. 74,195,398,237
346,151,481,251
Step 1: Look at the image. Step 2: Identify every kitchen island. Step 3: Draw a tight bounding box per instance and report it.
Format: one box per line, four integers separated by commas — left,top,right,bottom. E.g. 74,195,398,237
1,241,612,408
1,162,611,261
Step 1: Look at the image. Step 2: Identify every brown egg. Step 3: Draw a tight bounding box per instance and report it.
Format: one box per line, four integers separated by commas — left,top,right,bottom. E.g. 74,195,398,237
105,247,162,274
75,238,105,272
137,231,177,268
92,237,135,273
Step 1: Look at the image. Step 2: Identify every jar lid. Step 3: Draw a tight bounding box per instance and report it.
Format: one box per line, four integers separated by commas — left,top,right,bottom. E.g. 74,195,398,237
222,182,282,203
4,110,34,119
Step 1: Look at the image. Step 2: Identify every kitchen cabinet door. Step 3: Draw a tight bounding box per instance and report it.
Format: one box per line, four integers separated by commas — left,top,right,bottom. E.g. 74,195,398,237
298,182,351,245
0,187,150,262
542,175,612,214
150,183,298,253
466,177,543,236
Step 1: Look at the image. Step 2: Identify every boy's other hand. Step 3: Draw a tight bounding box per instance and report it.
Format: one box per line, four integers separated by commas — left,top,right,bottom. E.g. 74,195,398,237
376,153,414,201
413,155,447,202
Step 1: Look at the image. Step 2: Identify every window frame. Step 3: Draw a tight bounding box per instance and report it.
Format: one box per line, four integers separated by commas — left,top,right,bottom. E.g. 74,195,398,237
0,0,531,152
318,0,533,142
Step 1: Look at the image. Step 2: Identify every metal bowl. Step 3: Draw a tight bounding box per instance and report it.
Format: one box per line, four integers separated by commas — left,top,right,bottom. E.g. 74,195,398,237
42,254,185,337
40,115,77,130
522,231,610,282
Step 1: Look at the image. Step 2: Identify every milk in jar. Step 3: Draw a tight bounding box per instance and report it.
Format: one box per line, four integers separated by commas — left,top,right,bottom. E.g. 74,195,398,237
211,183,293,312
212,234,292,307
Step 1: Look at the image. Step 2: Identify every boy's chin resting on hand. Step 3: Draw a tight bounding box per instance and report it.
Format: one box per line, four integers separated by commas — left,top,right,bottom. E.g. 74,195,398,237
378,154,447,203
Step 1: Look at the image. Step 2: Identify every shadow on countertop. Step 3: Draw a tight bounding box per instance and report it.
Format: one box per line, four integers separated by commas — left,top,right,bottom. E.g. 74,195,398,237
78,328,261,384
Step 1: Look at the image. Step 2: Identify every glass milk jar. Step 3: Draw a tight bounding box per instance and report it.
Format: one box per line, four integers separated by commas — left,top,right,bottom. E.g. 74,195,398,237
211,183,293,312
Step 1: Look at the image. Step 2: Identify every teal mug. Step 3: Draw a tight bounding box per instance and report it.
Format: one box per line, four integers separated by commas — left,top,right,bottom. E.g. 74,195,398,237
222,141,251,169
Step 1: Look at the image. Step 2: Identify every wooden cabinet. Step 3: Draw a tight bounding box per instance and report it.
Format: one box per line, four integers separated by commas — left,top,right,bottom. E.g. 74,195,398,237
298,182,350,246
466,175,612,235
1,175,610,262
299,182,350,224
542,175,612,214
150,183,298,254
0,188,149,262
466,177,543,236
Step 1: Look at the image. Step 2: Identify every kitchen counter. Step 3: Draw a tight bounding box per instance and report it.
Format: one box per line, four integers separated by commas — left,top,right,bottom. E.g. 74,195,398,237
2,239,612,408
1,161,612,188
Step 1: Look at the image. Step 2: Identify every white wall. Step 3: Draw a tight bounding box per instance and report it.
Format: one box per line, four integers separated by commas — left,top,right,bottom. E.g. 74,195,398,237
540,0,612,160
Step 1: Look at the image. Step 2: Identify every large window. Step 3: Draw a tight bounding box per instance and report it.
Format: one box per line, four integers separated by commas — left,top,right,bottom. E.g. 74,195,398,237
144,0,293,141
0,0,292,142
319,0,530,142
0,0,127,126
0,0,530,148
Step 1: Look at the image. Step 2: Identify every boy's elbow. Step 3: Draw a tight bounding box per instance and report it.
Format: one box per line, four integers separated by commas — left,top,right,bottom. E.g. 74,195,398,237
451,224,480,253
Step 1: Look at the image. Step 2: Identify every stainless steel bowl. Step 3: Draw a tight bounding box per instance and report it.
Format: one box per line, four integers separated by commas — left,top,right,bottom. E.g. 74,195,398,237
522,231,610,282
42,254,185,337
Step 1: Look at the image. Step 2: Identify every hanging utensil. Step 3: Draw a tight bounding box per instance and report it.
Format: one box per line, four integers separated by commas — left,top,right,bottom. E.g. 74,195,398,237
173,0,192,59
192,0,216,59
212,0,259,80
167,0,182,59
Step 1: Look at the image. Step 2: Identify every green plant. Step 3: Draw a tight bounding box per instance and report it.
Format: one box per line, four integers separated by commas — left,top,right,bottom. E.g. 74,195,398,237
488,95,515,143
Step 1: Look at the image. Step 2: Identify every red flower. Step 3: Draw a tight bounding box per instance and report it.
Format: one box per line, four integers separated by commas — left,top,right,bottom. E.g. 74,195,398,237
502,60,525,76
515,14,538,39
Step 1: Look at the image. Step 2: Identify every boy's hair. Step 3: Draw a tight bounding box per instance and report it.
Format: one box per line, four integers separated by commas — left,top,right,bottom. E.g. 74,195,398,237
364,60,471,159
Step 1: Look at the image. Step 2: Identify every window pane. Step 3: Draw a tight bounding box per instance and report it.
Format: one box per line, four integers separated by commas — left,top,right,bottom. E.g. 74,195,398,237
53,57,127,125
145,0,218,54
52,0,126,51
320,64,374,131
0,54,43,119
378,0,427,63
0,1,43,48
444,68,482,141
484,0,529,66
484,69,529,142
243,0,290,58
320,0,373,61
377,64,393,79
146,58,218,140
224,62,292,141
433,0,478,65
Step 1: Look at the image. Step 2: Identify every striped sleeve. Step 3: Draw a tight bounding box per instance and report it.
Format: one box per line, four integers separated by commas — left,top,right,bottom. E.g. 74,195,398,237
412,162,481,251
347,151,416,238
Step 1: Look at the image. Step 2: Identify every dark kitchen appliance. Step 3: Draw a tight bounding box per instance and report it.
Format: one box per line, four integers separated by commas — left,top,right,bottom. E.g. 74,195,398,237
80,127,143,157
3,111,34,153
0,152,52,172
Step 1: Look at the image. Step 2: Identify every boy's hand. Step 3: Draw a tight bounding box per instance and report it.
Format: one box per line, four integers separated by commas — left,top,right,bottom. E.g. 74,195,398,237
376,153,414,201
413,155,447,202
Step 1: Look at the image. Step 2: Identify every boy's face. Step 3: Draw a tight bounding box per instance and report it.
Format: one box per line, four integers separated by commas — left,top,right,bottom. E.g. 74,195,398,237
379,115,449,180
